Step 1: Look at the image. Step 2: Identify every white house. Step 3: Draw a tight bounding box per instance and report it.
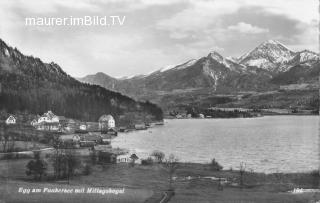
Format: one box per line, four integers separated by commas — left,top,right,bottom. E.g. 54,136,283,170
38,110,59,123
34,111,67,131
79,124,87,131
116,154,131,163
5,115,16,125
116,153,140,164
99,114,115,130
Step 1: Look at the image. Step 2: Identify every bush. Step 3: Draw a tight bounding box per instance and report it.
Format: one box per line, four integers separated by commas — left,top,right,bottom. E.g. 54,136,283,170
151,150,165,163
26,151,47,181
310,170,319,177
141,157,154,165
82,163,92,176
211,158,223,171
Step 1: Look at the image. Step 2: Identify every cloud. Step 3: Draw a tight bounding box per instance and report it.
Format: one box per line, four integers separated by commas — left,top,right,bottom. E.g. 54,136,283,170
227,22,269,34
156,0,317,39
285,20,318,52
156,0,239,34
0,0,317,77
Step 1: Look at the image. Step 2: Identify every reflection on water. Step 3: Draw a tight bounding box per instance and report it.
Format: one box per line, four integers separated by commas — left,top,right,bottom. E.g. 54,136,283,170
112,116,319,173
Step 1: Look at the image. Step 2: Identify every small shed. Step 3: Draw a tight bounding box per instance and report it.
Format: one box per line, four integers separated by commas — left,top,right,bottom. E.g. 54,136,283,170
134,124,147,130
5,115,16,125
79,124,87,131
30,119,38,126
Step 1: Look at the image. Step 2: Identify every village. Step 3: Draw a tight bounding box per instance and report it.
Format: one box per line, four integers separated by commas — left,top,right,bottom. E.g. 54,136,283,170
1,110,161,165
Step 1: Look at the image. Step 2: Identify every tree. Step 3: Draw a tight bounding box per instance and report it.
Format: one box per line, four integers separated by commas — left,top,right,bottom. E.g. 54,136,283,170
164,154,179,190
65,149,80,183
130,153,139,167
51,148,79,183
211,158,223,171
239,162,246,188
26,151,47,181
0,124,15,153
151,150,165,163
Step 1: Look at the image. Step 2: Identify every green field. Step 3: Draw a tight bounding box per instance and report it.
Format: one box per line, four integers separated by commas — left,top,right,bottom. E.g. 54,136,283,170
0,141,50,152
1,159,320,203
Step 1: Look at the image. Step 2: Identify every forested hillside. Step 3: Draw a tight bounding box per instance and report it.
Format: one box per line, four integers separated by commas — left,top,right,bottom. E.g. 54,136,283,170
0,39,163,122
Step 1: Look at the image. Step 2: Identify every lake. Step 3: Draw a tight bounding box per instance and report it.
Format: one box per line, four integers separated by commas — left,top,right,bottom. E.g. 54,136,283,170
112,116,319,173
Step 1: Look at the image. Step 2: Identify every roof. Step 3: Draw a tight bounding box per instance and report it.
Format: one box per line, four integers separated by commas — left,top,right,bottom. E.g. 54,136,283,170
81,134,101,141
7,115,16,120
99,114,114,122
67,119,76,124
59,134,80,140
42,110,56,119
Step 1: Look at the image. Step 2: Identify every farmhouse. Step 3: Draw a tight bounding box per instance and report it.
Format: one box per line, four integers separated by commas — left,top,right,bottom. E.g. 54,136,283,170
34,111,68,131
37,110,59,123
5,115,16,125
36,121,60,131
99,114,116,131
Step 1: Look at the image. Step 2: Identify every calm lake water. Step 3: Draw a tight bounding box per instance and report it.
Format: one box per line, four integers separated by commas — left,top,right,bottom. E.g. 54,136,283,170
112,116,319,173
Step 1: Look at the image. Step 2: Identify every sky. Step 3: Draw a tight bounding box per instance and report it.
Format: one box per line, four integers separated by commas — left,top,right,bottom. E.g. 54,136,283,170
0,0,318,78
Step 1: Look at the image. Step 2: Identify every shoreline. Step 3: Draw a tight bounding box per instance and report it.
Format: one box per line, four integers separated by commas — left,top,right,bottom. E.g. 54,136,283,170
164,113,318,119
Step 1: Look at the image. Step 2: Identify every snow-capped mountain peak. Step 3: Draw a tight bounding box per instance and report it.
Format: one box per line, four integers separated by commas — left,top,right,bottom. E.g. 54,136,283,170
208,51,224,62
207,51,233,69
238,40,296,72
295,50,319,63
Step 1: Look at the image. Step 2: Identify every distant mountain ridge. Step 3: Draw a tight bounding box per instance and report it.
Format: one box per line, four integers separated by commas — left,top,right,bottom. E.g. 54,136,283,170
79,39,319,92
78,40,319,111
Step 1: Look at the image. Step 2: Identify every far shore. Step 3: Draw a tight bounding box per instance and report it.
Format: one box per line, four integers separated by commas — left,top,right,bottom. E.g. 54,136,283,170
164,113,318,119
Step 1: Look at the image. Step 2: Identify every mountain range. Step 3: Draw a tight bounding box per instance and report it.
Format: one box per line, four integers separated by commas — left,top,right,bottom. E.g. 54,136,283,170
0,38,163,124
78,40,319,112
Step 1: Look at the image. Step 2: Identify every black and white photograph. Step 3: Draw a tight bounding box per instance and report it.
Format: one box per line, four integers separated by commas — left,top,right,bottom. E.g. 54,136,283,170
0,0,319,202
